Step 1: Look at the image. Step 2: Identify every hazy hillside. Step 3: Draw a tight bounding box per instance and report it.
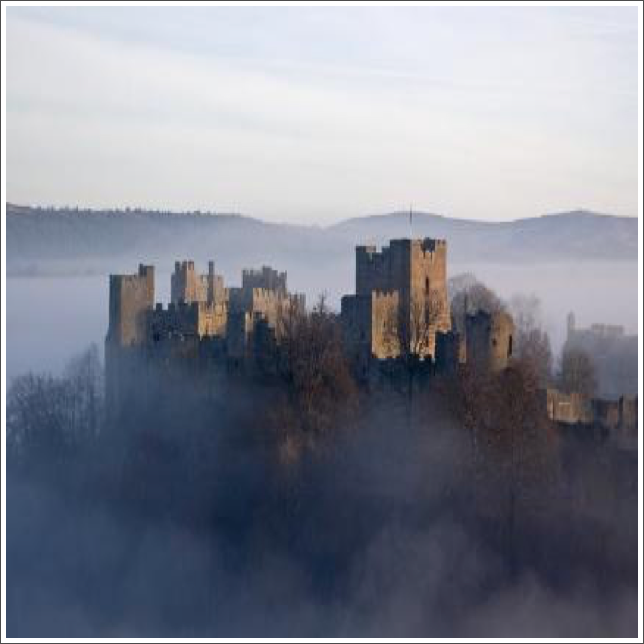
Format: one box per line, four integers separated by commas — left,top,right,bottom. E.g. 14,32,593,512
6,204,639,380
331,210,638,261
7,205,637,279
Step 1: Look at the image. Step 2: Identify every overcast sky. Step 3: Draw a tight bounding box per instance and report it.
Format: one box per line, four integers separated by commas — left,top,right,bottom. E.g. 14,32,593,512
6,6,639,225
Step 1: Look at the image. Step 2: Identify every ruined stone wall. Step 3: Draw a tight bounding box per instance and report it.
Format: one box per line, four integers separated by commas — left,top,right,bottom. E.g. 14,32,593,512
545,389,637,449
564,316,637,398
592,398,621,431
591,395,638,433
465,310,514,373
545,388,593,425
619,396,638,430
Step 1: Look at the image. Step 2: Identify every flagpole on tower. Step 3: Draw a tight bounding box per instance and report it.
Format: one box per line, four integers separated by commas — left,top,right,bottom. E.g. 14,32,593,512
409,204,413,239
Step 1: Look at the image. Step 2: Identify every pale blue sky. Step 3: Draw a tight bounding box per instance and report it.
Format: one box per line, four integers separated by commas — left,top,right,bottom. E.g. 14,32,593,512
6,6,639,224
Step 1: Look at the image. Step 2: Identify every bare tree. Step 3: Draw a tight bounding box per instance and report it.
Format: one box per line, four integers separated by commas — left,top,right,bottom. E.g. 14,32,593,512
453,360,557,575
558,346,597,398
449,275,504,335
509,293,541,335
380,289,445,422
7,345,104,467
7,374,70,464
64,343,104,437
509,294,553,387
273,293,358,460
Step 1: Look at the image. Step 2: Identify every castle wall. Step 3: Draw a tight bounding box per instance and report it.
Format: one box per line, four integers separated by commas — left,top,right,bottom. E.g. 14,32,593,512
105,264,155,416
545,388,593,425
242,266,287,294
355,239,450,359
356,245,392,295
545,389,637,449
371,290,400,359
171,260,204,303
340,294,373,379
435,330,463,376
229,287,304,336
146,333,227,379
564,315,637,398
227,310,254,361
171,260,227,305
465,310,514,373
107,264,155,347
592,398,621,431
340,290,399,377
341,294,371,346
619,396,638,430
148,301,227,341
409,239,451,333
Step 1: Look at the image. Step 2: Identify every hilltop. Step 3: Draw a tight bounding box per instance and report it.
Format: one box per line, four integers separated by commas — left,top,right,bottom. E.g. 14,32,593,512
6,204,637,279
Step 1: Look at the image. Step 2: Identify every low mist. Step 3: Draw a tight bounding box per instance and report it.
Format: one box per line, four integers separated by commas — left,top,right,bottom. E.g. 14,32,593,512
7,257,637,378
6,341,638,637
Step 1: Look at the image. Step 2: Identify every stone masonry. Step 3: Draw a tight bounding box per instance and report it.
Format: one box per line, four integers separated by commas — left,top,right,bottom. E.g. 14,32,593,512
343,238,452,363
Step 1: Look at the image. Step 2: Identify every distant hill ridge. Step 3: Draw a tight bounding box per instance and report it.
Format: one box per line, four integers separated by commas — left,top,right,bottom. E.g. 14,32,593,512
6,203,637,276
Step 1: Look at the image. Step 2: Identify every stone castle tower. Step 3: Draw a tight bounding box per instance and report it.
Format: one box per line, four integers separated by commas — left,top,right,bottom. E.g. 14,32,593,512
342,238,451,368
105,264,155,413
567,311,576,340
465,310,514,373
106,264,155,347
171,260,225,305
105,259,305,411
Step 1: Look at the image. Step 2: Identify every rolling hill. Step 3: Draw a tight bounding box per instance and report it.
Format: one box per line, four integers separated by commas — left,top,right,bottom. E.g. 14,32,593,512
6,204,637,281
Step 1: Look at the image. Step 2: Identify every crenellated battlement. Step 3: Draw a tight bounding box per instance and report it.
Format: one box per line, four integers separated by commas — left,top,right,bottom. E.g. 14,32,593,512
348,237,451,362
371,289,399,303
107,264,155,347
171,259,225,305
415,238,447,261
242,265,287,293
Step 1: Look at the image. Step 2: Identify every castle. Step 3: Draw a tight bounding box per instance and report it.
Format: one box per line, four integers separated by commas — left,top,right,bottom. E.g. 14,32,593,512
544,312,638,442
106,236,517,411
105,260,305,412
104,236,638,445
340,238,513,379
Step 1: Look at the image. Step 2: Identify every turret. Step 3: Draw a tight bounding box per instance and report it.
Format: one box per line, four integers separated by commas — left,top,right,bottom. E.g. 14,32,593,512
567,311,576,340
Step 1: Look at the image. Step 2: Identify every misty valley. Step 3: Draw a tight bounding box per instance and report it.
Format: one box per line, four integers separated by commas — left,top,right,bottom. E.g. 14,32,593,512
5,226,638,637
5,4,641,639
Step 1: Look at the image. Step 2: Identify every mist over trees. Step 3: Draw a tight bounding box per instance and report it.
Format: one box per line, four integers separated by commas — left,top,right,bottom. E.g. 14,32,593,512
558,346,597,398
5,285,638,637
